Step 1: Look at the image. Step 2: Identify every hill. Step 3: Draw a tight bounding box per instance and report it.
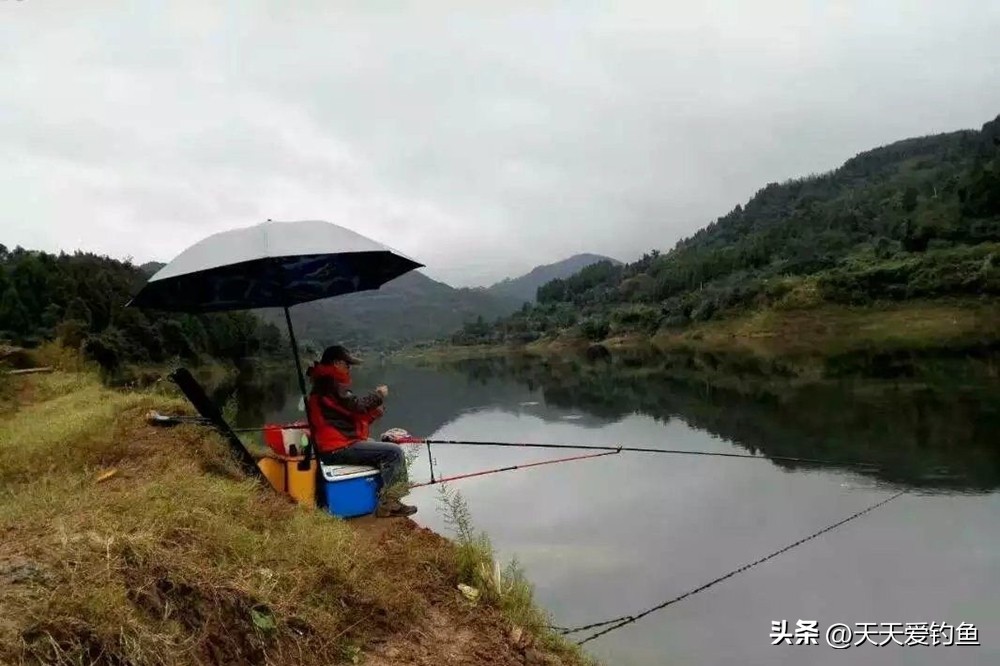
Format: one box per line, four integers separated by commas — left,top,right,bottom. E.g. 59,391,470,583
138,261,166,277
286,256,624,351
485,254,621,305
278,270,521,351
451,113,1000,349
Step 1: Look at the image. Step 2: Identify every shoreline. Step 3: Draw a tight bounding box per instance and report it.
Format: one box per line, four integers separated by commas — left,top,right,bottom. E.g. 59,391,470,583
396,299,1000,364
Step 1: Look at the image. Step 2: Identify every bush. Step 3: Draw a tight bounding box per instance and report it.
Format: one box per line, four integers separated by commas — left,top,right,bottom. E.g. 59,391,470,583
54,319,89,349
690,298,717,322
773,280,823,310
30,341,89,372
610,304,661,334
579,317,610,341
82,330,124,376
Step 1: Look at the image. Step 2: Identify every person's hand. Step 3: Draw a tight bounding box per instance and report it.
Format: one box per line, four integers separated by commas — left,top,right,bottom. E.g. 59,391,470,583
375,385,389,398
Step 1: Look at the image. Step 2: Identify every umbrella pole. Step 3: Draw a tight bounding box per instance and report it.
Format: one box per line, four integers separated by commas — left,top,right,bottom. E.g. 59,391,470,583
282,305,309,402
283,306,318,485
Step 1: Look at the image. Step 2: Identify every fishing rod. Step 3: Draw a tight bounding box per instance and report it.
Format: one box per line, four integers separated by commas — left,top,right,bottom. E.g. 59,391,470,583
408,449,621,488
553,489,908,645
147,412,280,434
149,414,881,469
392,435,881,470
149,413,623,486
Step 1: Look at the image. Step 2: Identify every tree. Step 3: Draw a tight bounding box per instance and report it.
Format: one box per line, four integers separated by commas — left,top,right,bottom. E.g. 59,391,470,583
64,297,93,327
0,287,29,336
158,319,197,359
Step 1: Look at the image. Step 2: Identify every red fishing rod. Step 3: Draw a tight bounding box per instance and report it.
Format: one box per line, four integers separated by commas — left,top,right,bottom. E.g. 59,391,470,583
408,448,622,488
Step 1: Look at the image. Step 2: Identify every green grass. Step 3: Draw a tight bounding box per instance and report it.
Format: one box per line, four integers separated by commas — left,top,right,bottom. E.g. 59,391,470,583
436,485,593,663
0,369,590,666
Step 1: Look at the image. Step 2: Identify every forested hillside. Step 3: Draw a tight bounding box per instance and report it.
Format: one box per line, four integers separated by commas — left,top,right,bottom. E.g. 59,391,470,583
0,247,285,377
285,255,623,351
453,114,1000,345
485,253,621,305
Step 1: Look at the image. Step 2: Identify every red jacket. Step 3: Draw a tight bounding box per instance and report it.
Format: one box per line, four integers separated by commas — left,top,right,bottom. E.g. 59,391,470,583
306,363,384,453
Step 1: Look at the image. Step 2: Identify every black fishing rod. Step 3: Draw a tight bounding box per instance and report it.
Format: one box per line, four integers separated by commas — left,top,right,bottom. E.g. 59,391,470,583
553,489,908,645
147,412,278,434
149,414,881,470
395,435,881,470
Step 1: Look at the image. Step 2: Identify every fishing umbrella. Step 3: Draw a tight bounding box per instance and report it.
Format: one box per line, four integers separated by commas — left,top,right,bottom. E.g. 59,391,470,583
128,219,422,404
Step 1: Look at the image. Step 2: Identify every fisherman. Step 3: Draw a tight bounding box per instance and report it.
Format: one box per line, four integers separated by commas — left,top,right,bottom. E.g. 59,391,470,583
306,344,417,517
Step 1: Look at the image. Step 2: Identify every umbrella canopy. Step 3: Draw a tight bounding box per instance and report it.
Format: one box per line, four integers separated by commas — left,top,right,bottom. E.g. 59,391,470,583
128,220,423,311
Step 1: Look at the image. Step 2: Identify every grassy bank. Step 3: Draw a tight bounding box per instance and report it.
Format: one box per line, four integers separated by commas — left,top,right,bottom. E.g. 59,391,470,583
650,299,1000,358
403,298,1000,364
0,368,587,666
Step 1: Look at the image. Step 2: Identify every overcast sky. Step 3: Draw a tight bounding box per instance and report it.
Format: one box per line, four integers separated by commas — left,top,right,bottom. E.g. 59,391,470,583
3,2,999,286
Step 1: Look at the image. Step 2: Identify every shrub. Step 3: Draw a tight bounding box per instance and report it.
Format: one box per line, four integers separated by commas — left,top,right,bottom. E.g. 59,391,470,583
579,317,610,341
610,304,661,334
54,319,89,349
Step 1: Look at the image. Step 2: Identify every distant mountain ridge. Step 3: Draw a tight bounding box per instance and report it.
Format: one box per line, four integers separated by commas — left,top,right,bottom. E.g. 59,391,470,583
138,261,166,277
485,253,621,305
272,270,519,350
137,254,621,350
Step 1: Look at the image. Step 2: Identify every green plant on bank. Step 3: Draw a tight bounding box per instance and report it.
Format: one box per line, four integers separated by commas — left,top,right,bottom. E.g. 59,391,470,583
436,485,591,661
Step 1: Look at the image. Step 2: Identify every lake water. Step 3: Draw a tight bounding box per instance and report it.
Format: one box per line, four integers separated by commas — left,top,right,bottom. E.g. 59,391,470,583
229,351,1000,665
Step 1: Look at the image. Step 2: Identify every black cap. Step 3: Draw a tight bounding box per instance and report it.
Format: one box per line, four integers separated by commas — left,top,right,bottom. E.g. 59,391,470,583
321,344,363,365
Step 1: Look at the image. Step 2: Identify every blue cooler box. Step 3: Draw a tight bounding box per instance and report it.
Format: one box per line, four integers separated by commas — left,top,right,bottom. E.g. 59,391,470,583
321,464,381,518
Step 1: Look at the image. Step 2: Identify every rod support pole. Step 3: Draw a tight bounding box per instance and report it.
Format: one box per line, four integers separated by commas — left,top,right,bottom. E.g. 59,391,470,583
426,441,435,483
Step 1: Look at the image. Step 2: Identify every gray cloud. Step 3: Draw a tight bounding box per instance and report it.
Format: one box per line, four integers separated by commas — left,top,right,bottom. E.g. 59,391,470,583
3,1,999,285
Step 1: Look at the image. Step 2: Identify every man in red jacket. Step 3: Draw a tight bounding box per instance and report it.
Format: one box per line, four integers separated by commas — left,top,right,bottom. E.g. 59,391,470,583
307,344,417,517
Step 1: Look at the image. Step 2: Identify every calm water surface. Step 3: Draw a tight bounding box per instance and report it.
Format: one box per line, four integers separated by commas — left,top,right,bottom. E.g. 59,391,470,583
232,352,1000,665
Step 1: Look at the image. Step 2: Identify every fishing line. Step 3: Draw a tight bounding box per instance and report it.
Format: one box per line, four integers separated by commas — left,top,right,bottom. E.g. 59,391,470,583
552,489,907,645
409,449,621,488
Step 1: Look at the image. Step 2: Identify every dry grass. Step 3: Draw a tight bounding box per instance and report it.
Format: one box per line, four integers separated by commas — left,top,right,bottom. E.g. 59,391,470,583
0,370,588,666
652,299,1000,358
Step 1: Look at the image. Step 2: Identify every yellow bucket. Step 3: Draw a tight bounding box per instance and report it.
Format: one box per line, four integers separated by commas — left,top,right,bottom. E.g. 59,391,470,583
285,457,317,508
257,456,287,494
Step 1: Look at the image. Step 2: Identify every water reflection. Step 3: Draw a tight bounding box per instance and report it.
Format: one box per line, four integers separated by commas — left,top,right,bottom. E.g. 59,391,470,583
434,351,1000,493
228,350,1000,493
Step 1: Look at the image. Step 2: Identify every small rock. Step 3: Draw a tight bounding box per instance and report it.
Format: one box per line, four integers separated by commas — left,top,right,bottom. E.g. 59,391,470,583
457,583,480,602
